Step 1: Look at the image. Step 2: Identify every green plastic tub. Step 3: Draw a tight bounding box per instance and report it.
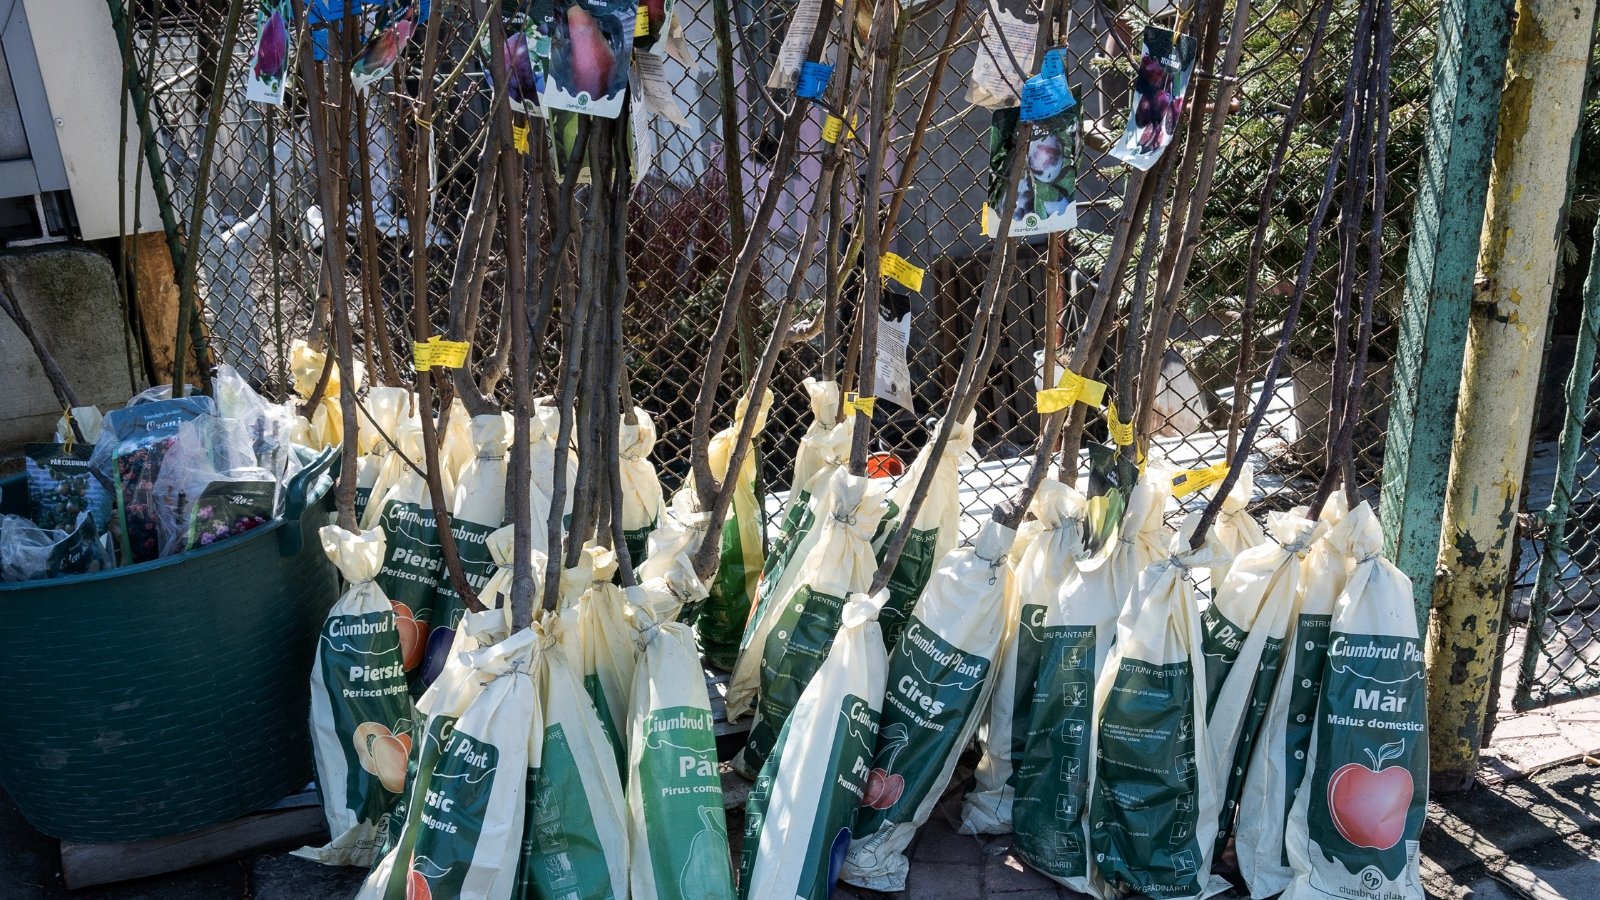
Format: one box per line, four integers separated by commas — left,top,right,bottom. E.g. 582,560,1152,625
0,448,339,843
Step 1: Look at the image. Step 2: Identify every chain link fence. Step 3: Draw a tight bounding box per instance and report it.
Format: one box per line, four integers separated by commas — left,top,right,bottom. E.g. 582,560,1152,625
120,0,1441,543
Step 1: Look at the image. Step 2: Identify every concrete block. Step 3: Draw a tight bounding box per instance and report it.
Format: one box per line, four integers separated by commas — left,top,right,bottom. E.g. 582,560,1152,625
0,246,141,456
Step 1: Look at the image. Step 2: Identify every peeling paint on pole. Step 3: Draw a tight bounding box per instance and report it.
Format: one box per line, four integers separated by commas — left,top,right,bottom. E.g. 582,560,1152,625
1426,0,1598,792
1380,0,1516,625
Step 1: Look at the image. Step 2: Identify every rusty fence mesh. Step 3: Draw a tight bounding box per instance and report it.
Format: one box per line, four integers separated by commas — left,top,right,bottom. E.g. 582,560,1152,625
121,0,1439,542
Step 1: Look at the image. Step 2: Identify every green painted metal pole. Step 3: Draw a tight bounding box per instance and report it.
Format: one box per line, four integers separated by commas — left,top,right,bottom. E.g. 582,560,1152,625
1425,0,1598,791
1379,0,1515,623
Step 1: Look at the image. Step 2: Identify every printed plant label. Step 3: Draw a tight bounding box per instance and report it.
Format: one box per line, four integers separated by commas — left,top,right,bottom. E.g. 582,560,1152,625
857,617,993,833
1013,624,1098,879
402,723,499,900
1007,603,1051,783
880,527,938,651
320,608,412,820
380,711,457,878
1281,613,1332,864
1091,658,1204,899
520,725,617,900
1200,604,1247,714
1305,632,1427,886
25,443,113,532
246,0,293,104
1109,26,1199,170
746,586,849,768
637,707,732,898
376,499,442,681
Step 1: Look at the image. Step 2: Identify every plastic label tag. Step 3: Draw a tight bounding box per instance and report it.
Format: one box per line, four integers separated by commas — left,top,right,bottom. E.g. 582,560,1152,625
1171,462,1230,499
413,337,471,370
796,61,833,99
844,392,877,417
635,5,650,36
1019,47,1076,122
823,113,856,144
512,122,530,154
1036,369,1107,413
881,253,925,292
1106,402,1134,446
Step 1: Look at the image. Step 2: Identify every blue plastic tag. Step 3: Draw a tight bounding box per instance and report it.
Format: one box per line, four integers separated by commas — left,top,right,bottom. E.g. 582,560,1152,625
1019,48,1076,122
796,61,833,99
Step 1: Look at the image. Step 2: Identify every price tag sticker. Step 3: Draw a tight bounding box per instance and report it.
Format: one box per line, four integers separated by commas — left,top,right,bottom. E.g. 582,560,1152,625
1171,462,1230,499
796,61,833,99
635,5,651,36
881,253,925,292
822,113,857,144
1036,369,1107,414
512,122,530,154
844,392,877,417
412,337,471,371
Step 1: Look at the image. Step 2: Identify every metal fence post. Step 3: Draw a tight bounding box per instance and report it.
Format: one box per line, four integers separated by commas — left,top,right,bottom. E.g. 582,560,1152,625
1424,0,1598,790
1379,0,1515,623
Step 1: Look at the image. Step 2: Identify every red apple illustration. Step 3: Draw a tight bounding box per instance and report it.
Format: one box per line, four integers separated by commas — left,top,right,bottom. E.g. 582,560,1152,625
862,725,910,811
1327,740,1413,851
391,600,427,671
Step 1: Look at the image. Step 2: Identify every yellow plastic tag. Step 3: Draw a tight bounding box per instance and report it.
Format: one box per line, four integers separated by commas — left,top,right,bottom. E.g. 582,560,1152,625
1171,462,1230,500
1106,402,1134,446
844,392,876,417
413,336,471,371
980,204,992,234
512,122,530,154
1035,369,1108,414
822,113,856,144
635,5,651,36
880,253,925,292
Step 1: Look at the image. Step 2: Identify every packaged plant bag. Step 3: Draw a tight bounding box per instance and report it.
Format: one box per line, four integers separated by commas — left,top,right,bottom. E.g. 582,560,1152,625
1205,462,1265,589
1236,496,1354,898
288,339,358,450
1282,503,1427,900
0,512,112,581
361,416,421,532
354,387,412,524
438,398,475,495
877,412,976,650
1089,512,1233,900
25,440,112,533
763,378,851,593
691,389,774,670
618,407,666,565
1110,469,1173,605
626,598,736,900
1203,508,1325,860
741,590,890,900
358,628,539,900
300,526,415,867
734,468,890,777
514,611,632,900
371,425,442,687
561,547,639,772
151,414,278,557
531,397,579,543
841,519,1018,892
427,414,509,686
1009,506,1121,893
962,480,1089,835
638,491,713,615
213,363,301,486
91,394,215,564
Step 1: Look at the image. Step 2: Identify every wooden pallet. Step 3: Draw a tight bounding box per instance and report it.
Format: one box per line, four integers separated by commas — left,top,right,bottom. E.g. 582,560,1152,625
59,790,327,890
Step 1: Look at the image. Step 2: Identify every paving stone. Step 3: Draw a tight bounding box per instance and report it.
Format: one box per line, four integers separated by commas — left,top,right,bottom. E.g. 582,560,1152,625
905,860,985,900
913,816,984,865
984,852,1058,893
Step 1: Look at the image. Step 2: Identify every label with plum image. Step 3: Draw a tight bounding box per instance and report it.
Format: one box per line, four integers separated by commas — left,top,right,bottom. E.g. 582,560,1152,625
1012,624,1098,879
1089,658,1203,899
1305,630,1427,891
517,724,616,900
855,616,993,838
318,603,412,819
1280,613,1331,866
740,693,879,897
